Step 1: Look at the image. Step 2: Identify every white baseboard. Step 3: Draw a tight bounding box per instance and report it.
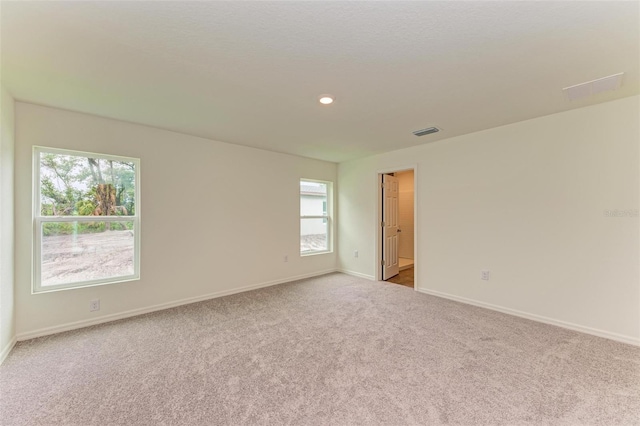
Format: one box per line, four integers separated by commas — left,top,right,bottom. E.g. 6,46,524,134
0,336,17,365
417,287,640,347
17,269,338,342
338,269,375,281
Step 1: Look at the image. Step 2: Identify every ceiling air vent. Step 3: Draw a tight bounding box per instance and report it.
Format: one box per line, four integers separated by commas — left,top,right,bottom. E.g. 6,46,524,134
413,127,440,137
563,73,624,101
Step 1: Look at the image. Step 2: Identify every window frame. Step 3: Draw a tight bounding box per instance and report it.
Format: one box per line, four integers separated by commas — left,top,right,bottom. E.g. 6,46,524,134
300,178,333,256
32,146,141,294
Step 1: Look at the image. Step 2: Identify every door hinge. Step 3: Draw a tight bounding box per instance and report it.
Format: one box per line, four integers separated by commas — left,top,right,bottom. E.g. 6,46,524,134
381,259,385,266
381,221,385,227
381,182,385,188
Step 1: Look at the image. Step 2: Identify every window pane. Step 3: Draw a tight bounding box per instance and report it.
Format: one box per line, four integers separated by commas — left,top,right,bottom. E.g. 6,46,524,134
300,181,327,216
300,218,328,253
40,152,136,217
41,221,135,287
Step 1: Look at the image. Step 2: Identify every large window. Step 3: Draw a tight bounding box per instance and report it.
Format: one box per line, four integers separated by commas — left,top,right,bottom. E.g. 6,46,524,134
300,179,332,255
33,147,140,293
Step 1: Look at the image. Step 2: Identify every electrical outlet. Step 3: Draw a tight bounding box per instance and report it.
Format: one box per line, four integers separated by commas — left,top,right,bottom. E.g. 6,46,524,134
89,299,100,312
354,250,358,258
284,255,288,263
481,270,490,281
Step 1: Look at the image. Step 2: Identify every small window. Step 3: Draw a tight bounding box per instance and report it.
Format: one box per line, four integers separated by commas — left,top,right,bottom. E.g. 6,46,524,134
33,147,140,293
300,179,332,255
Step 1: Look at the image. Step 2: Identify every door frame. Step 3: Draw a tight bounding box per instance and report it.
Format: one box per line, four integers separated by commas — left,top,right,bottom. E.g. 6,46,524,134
376,165,418,289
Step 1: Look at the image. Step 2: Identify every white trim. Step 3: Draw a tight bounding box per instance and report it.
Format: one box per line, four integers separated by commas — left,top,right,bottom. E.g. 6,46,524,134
338,269,376,281
38,216,135,223
34,146,139,164
32,146,141,294
417,287,640,347
0,336,17,365
300,249,332,257
33,275,140,295
376,165,418,288
376,165,418,175
300,178,334,255
17,269,338,341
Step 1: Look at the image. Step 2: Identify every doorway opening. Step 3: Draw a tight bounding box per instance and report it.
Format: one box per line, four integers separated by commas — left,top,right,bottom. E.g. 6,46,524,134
377,167,416,289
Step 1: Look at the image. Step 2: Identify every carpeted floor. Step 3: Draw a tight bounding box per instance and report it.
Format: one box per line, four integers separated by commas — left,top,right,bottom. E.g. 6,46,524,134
1,273,639,425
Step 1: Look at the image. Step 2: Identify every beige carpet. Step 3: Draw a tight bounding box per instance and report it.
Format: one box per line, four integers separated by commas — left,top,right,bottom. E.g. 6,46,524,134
1,273,639,425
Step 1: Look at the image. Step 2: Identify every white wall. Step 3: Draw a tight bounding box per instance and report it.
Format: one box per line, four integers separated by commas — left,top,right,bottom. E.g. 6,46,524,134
339,96,640,345
396,170,414,259
15,103,337,338
0,86,16,362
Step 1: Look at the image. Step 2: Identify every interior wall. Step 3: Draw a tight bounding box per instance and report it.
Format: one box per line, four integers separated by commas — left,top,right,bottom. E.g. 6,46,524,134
338,96,640,344
14,103,338,338
396,170,414,260
0,85,16,361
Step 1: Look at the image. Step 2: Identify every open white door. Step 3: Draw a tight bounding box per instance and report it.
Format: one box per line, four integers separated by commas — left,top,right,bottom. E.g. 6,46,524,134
382,174,400,280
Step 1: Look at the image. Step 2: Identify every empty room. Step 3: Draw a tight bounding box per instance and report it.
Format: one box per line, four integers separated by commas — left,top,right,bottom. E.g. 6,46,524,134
1,2,639,425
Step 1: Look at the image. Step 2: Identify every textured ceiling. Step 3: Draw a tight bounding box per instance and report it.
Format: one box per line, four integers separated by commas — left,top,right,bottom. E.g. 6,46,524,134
1,1,638,163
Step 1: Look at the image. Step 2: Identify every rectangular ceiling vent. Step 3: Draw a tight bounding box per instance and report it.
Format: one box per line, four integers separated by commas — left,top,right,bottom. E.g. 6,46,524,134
413,127,440,137
563,72,624,101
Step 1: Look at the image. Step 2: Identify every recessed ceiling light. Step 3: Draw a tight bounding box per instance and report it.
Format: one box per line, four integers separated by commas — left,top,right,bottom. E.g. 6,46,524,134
318,95,334,105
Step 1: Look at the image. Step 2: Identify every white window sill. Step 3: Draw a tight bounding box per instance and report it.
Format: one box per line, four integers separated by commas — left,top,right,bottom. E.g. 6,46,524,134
33,276,140,294
300,250,333,257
